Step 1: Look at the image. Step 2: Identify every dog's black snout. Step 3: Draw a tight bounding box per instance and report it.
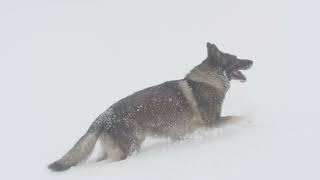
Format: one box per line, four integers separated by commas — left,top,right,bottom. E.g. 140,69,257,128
247,60,253,67
242,59,253,69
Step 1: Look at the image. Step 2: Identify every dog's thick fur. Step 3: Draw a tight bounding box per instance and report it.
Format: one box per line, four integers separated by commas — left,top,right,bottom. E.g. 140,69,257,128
48,42,253,171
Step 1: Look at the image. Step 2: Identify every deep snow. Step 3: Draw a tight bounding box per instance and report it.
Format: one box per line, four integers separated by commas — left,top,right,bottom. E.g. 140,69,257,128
0,0,319,179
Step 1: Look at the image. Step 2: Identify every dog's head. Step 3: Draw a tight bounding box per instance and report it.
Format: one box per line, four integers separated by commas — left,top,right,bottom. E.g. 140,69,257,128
206,42,253,82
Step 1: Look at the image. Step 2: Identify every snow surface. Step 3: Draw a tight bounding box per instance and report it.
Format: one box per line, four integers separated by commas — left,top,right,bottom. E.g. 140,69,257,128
0,0,319,179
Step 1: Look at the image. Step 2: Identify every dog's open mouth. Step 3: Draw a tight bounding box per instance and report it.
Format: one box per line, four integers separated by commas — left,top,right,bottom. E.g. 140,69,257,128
231,70,247,82
230,60,253,82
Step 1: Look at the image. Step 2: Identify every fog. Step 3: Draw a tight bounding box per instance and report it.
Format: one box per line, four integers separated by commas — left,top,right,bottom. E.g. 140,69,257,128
0,0,319,179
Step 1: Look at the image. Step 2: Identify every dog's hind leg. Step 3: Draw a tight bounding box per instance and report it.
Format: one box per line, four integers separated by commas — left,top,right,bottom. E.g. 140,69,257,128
95,133,109,162
97,128,145,162
97,132,125,161
116,132,145,159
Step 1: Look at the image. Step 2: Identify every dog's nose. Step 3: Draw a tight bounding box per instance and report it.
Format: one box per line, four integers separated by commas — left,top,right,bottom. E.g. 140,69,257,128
239,59,253,70
248,60,253,66
244,59,253,68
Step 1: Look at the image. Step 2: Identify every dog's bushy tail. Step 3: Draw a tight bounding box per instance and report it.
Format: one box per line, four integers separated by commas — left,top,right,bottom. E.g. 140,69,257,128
48,121,103,171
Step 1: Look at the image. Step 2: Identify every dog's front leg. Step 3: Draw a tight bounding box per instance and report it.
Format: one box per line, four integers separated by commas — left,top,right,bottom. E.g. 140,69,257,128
215,115,245,127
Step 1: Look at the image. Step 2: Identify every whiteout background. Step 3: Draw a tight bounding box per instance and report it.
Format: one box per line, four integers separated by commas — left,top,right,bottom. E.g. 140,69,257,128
0,0,319,179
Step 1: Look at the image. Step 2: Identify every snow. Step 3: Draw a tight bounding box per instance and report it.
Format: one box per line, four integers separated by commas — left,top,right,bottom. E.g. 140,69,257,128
0,0,319,179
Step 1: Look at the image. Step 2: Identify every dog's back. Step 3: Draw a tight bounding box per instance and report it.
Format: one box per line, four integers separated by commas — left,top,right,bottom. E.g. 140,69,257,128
108,80,202,139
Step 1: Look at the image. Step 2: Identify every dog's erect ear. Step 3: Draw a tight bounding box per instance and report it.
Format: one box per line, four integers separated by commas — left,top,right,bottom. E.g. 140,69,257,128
206,42,220,59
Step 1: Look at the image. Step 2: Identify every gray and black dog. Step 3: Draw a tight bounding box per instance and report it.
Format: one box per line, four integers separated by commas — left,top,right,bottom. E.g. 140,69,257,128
48,42,253,171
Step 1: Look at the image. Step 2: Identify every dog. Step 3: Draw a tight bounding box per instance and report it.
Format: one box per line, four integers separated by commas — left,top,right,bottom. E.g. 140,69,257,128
48,42,253,171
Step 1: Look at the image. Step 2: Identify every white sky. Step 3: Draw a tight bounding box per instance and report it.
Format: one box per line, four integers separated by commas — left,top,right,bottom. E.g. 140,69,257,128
0,0,319,179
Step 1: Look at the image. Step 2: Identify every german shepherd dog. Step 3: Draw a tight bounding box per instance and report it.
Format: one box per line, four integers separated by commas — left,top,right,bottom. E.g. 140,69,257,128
48,42,253,171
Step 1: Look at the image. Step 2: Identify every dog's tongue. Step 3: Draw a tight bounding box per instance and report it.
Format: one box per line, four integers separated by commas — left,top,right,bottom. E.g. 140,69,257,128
231,70,246,82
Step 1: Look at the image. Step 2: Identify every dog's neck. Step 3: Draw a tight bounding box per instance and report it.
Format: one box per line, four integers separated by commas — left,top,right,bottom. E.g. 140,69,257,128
185,63,230,95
